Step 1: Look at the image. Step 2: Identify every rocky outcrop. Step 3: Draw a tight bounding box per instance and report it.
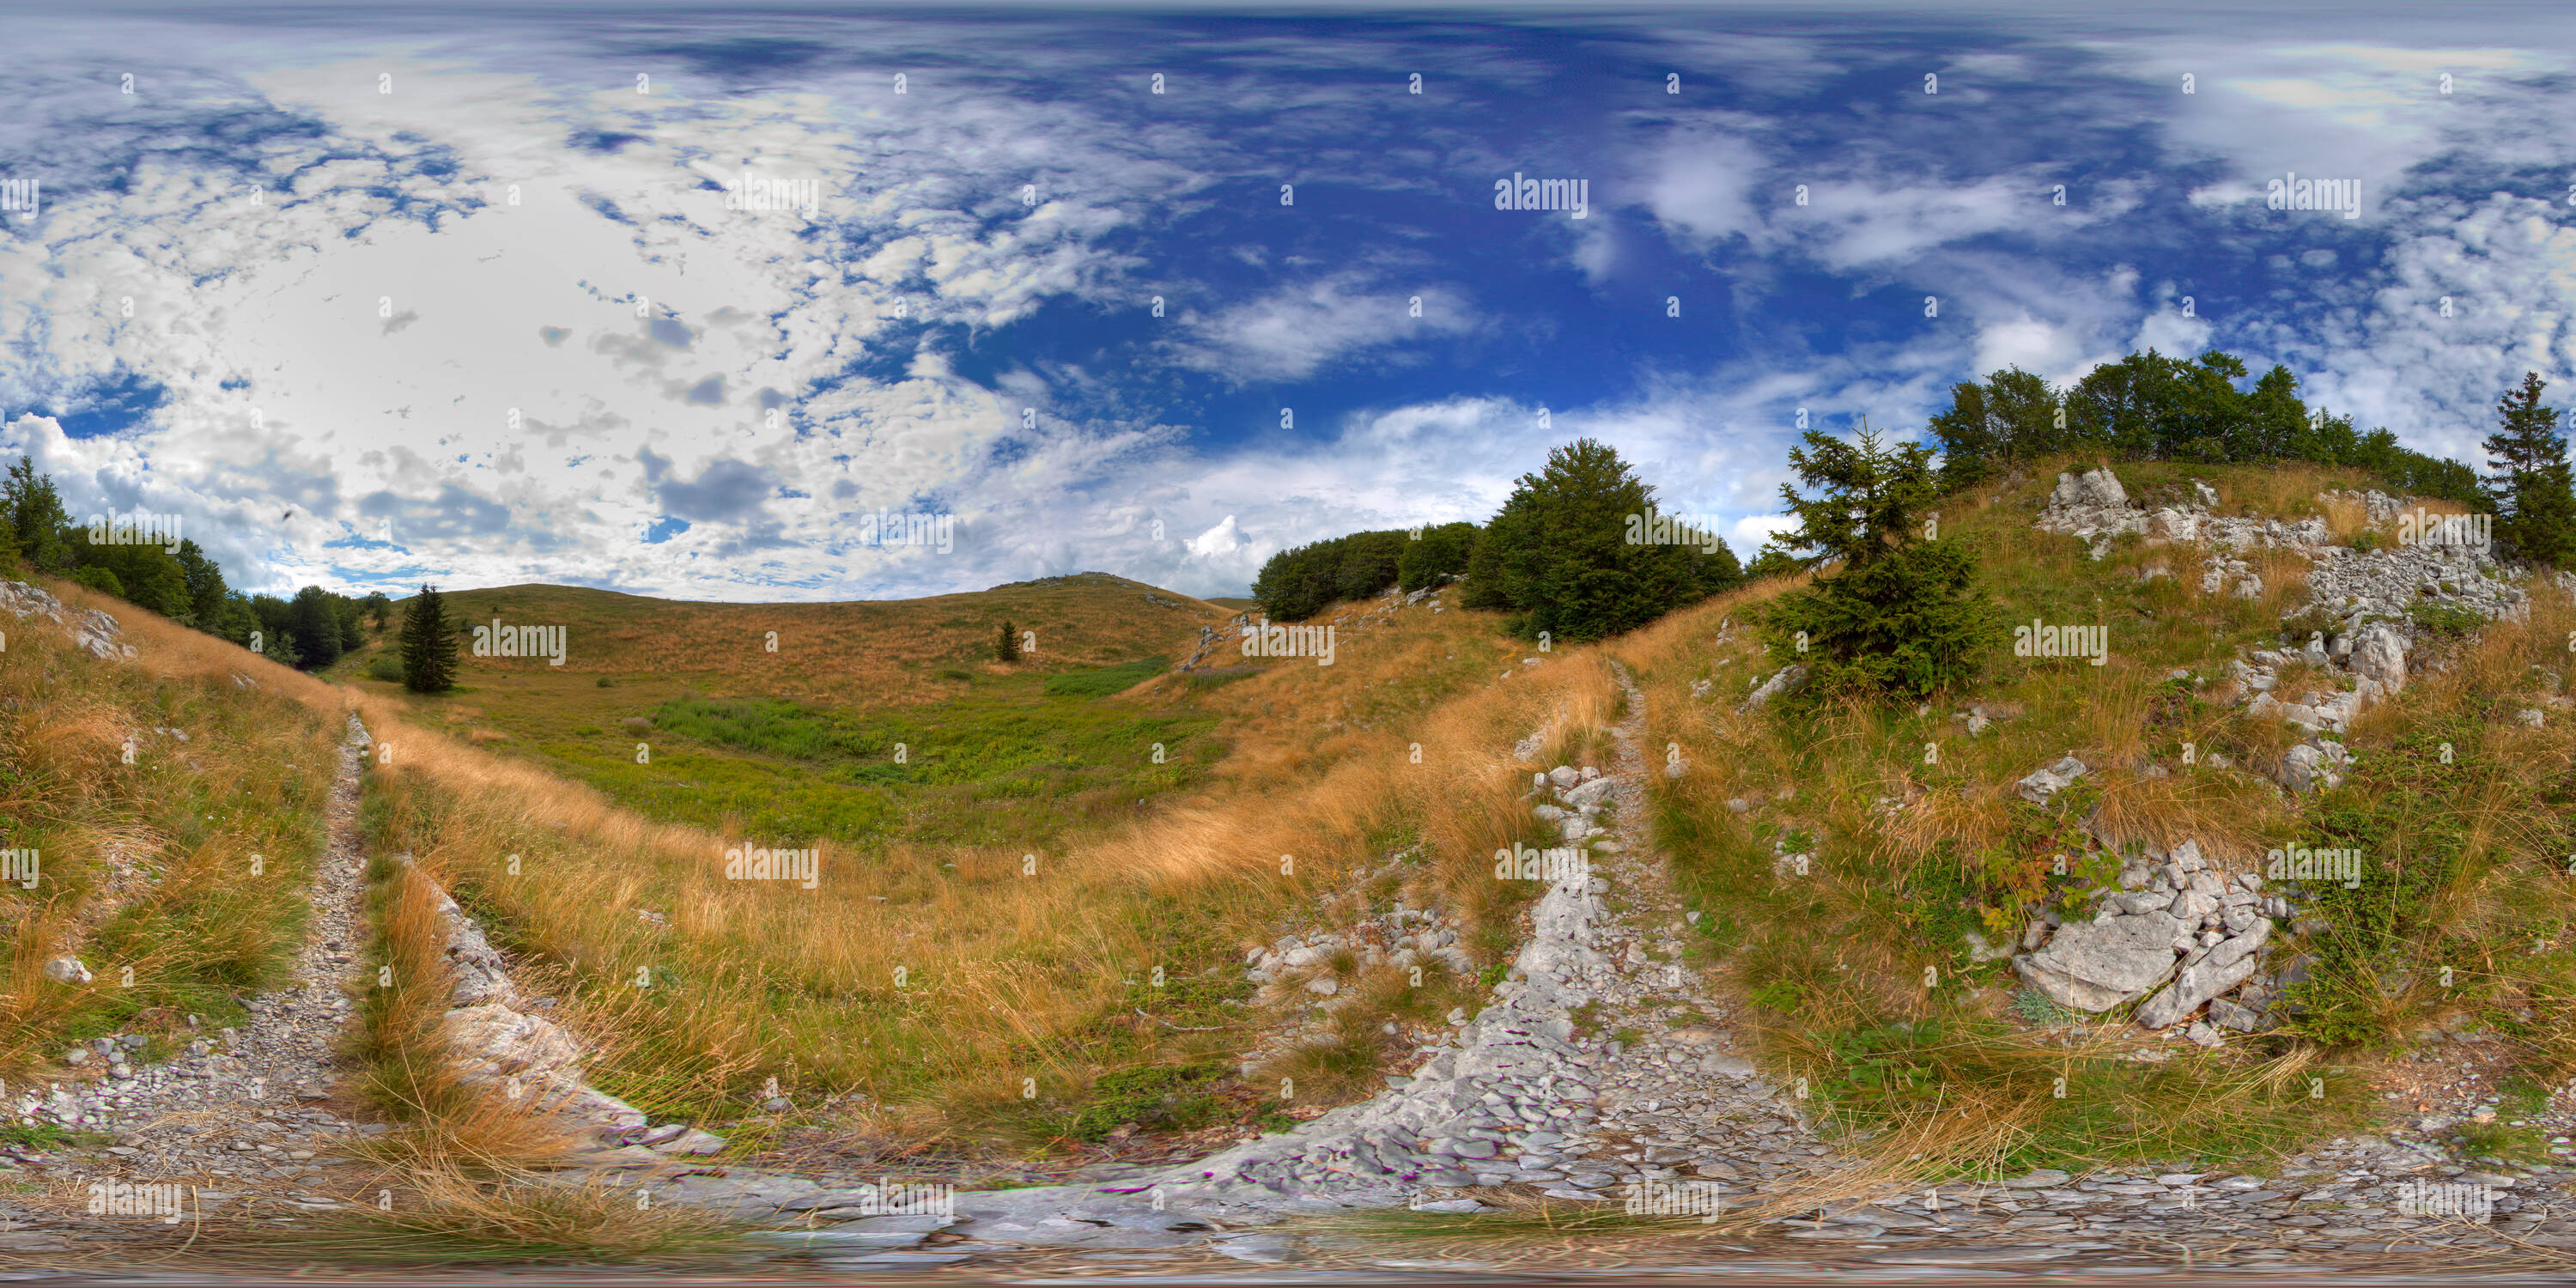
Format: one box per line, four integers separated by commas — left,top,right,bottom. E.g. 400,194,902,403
2038,470,2331,563
2016,756,2087,806
0,580,136,662
2039,471,2545,793
2308,528,2528,628
2014,910,2190,1012
1176,614,1252,671
400,854,724,1157
2036,469,2148,556
2012,841,2287,1043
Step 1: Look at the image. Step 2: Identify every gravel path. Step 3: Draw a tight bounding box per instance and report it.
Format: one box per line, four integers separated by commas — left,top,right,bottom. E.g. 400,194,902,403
3,715,386,1232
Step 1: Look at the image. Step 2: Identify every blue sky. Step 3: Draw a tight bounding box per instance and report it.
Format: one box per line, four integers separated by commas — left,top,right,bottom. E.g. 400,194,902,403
2,2,2572,600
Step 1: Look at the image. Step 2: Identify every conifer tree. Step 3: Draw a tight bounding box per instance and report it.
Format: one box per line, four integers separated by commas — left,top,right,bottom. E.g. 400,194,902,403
2482,372,2576,567
995,619,1021,663
398,583,461,692
1758,421,2002,700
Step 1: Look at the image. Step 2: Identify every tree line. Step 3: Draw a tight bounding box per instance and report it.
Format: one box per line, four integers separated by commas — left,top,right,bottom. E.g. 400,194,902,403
1249,445,1743,645
0,458,391,670
1249,348,2569,705
1925,348,2482,501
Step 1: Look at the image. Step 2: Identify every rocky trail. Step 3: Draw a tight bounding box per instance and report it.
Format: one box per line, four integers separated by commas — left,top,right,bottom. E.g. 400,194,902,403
581,660,2576,1274
3,715,386,1244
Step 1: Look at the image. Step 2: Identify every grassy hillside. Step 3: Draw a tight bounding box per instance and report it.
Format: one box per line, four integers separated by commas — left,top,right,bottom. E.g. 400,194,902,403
328,574,1236,854
360,571,1225,695
0,580,345,1082
340,576,1613,1151
325,574,1236,855
34,453,2558,1190
1614,459,2576,1178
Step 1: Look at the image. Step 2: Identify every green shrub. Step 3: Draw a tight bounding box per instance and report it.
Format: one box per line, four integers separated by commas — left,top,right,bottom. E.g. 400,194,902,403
1461,437,1740,642
2408,602,2485,637
1757,426,2002,700
71,564,125,598
1253,529,1412,621
1395,521,1479,592
1065,1060,1233,1141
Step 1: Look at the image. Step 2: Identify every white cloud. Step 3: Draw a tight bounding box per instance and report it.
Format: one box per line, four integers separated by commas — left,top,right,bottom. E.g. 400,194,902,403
1185,514,1243,559
1637,127,1769,247
1171,277,1476,383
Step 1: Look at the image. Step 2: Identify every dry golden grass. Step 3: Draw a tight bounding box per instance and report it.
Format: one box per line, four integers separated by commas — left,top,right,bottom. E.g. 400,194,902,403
180,1134,745,1266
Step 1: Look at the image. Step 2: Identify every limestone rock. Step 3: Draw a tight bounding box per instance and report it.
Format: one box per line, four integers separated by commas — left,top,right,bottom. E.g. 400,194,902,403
1562,777,1619,809
1741,665,1807,713
2037,469,2147,556
2208,997,2263,1033
2135,952,2263,1030
2280,741,2351,794
2014,911,2186,1012
2348,623,2409,694
442,1004,649,1138
2016,755,2087,806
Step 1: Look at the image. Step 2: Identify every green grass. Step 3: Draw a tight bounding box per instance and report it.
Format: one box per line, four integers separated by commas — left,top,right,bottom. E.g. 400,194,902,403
566,683,1225,849
0,1121,103,1151
1804,1015,2362,1175
2456,1121,2550,1164
2410,602,2489,638
1044,656,1170,699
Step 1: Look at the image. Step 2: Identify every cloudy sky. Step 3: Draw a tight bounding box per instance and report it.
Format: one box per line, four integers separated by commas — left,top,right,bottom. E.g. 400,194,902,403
2,1,2572,601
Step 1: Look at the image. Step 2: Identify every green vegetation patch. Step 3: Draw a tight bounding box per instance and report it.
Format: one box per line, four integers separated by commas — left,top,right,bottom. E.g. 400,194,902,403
1043,656,1170,699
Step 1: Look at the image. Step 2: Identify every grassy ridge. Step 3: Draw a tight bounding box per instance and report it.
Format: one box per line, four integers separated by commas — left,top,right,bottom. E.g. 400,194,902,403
334,578,1231,853
364,573,1223,696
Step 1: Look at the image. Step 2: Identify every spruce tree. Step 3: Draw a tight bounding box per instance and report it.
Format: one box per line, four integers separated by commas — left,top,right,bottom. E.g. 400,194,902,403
398,583,461,692
1758,422,2002,700
995,619,1020,663
2482,372,2576,567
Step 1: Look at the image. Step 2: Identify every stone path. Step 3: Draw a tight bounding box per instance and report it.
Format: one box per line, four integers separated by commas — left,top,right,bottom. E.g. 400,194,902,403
590,661,1849,1265
589,661,2576,1274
